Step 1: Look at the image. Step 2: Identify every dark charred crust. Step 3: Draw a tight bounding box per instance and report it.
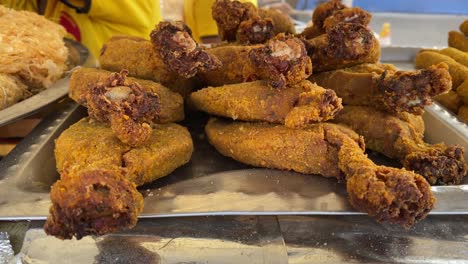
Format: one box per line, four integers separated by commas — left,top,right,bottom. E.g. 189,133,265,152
86,70,161,147
237,17,275,44
312,0,346,31
323,7,372,30
347,167,435,228
212,0,257,41
375,63,452,115
44,170,143,240
150,21,222,78
249,34,312,88
326,22,375,60
404,145,467,185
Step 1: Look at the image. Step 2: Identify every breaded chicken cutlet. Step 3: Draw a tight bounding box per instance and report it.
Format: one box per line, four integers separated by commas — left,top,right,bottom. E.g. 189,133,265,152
206,118,435,227
45,118,193,239
310,63,452,115
190,80,342,128
334,106,467,185
199,34,312,88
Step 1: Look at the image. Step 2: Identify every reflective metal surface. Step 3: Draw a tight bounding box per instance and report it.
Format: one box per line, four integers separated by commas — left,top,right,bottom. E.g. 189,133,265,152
0,232,13,264
0,47,466,220
279,215,468,263
8,216,288,264
0,39,96,127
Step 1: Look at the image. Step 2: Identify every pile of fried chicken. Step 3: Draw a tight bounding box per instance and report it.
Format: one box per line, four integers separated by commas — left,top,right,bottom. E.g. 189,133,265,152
46,0,467,240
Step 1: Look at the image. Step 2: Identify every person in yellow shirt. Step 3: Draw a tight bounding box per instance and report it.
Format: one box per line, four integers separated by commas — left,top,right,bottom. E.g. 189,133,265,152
0,0,162,57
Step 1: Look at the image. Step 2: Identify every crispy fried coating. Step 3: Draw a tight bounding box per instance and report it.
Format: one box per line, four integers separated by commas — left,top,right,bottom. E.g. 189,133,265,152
206,118,435,227
303,23,380,73
47,118,193,239
435,91,463,113
150,21,222,78
190,80,342,127
461,20,468,36
199,44,257,86
201,36,312,87
310,0,346,36
448,30,468,52
258,8,295,35
334,106,467,185
85,71,160,147
212,0,294,44
459,105,468,123
236,16,275,45
415,51,468,88
99,36,196,97
70,68,184,123
457,80,468,104
311,63,452,115
300,6,372,39
439,47,468,67
249,34,312,88
323,7,371,31
45,169,143,240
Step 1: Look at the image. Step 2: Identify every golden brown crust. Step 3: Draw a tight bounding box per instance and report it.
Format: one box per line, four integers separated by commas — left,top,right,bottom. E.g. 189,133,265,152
435,91,463,113
311,0,346,36
190,80,342,127
69,67,184,124
448,30,468,52
311,63,452,115
99,36,196,98
460,20,468,36
303,23,380,73
258,8,295,35
459,105,468,123
334,106,468,185
323,7,371,31
206,118,435,226
150,21,222,78
55,118,193,186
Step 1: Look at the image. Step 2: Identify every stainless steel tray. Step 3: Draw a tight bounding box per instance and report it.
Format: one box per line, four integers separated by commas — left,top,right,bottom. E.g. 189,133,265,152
0,39,97,127
3,215,468,263
0,47,467,220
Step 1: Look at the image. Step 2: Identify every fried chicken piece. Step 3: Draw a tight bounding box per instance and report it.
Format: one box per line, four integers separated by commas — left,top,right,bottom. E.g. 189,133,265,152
310,63,452,115
190,80,342,128
99,36,196,98
150,21,222,78
259,8,295,35
45,118,193,239
303,23,380,73
334,106,467,185
461,20,468,36
448,30,468,52
206,118,435,227
415,51,468,88
299,6,371,39
85,70,160,147
200,35,311,87
249,34,312,88
212,0,294,44
70,68,184,124
45,169,143,240
307,0,346,38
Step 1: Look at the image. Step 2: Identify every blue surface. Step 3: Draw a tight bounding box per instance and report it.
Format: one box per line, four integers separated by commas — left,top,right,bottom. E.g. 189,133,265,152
352,0,468,15
295,0,468,15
